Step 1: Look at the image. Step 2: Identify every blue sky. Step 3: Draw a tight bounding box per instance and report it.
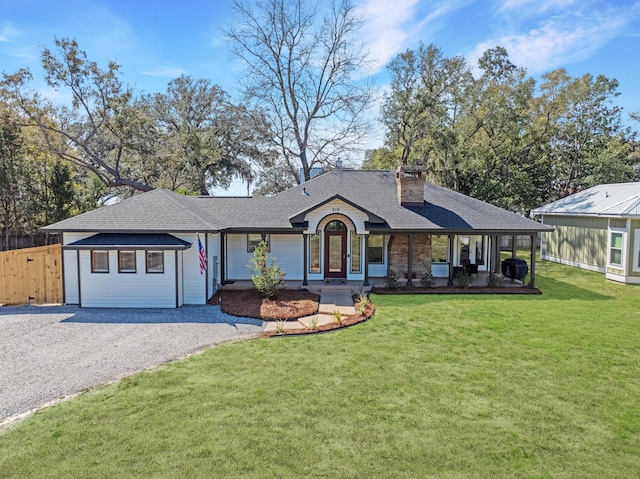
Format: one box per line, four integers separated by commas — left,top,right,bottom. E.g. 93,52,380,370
2,0,640,193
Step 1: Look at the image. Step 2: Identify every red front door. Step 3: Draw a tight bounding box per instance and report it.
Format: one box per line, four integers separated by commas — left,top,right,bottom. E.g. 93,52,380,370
325,230,347,278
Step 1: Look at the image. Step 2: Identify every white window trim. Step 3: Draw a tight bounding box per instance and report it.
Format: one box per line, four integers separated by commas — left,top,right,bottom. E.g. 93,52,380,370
607,227,627,271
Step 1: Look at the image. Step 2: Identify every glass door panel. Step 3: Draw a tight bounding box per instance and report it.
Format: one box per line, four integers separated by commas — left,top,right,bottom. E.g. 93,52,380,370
329,235,343,272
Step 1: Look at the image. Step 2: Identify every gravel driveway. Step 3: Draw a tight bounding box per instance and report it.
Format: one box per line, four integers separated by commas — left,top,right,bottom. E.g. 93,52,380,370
0,304,263,424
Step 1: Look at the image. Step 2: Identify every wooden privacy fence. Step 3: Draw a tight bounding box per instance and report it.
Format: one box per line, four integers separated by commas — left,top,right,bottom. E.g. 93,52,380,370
0,244,63,305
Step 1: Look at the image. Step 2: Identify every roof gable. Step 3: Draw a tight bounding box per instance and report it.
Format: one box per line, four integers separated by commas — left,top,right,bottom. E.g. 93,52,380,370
288,194,385,224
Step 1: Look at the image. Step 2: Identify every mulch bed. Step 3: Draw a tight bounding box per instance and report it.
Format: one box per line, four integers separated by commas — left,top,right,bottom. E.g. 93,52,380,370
371,286,542,294
209,288,376,337
210,289,320,320
260,298,376,338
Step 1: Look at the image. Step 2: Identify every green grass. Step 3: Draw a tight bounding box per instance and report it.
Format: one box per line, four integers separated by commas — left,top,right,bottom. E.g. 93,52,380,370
2,260,640,478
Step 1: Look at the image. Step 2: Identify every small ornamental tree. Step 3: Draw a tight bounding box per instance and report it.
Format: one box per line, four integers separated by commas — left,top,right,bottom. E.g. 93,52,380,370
249,240,286,299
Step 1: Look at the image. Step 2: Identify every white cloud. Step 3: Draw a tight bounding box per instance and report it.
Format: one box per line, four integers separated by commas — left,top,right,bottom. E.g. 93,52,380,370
0,23,20,42
467,6,638,75
497,0,577,15
356,0,476,74
356,0,419,73
141,67,187,78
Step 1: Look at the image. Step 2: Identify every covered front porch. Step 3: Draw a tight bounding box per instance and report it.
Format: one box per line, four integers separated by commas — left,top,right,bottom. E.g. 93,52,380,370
219,270,531,293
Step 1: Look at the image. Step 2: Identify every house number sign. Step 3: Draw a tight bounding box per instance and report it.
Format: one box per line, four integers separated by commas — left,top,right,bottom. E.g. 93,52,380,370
332,207,340,212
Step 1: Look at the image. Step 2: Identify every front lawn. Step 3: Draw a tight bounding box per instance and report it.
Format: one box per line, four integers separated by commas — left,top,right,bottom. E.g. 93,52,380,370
1,260,639,478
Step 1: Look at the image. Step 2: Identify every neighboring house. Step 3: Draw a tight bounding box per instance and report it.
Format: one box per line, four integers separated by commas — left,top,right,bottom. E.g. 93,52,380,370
533,182,640,284
42,166,551,308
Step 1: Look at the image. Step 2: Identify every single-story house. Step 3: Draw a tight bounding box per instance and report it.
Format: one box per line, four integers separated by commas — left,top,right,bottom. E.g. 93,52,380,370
42,166,551,307
532,182,640,284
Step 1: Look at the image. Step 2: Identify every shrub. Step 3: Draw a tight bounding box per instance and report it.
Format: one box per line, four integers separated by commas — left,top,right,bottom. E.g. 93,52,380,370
275,320,286,334
307,316,319,331
487,273,505,288
384,269,399,290
453,270,473,289
249,240,286,299
356,288,370,315
331,310,343,325
420,270,435,288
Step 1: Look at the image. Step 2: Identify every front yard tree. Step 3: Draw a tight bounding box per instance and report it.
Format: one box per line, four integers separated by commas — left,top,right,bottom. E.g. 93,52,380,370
381,42,473,187
143,75,271,195
226,0,374,185
2,38,153,192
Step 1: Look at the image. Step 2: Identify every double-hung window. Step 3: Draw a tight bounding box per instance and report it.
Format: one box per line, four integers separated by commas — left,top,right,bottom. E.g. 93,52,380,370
146,251,164,273
118,251,136,273
247,234,270,253
431,236,448,263
91,251,109,273
367,235,384,264
609,231,624,268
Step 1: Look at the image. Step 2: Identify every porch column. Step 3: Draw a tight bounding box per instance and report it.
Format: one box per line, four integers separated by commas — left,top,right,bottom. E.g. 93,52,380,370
529,233,536,288
447,234,454,286
220,233,226,285
303,233,308,287
494,235,501,273
407,234,413,287
512,234,517,258
363,234,370,286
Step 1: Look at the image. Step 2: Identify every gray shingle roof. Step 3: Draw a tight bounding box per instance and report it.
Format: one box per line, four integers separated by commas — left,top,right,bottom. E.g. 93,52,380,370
44,170,550,233
42,189,225,232
532,182,640,216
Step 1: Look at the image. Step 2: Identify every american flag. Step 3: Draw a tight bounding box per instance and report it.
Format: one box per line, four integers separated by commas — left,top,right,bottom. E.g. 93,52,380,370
197,234,207,275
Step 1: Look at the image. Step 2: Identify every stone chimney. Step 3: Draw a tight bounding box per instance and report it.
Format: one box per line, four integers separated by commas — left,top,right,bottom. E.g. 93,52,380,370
396,165,426,206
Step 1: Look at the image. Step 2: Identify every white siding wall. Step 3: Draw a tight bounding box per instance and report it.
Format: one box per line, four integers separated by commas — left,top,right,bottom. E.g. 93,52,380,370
226,234,304,280
173,233,206,304
62,232,94,305
79,249,177,308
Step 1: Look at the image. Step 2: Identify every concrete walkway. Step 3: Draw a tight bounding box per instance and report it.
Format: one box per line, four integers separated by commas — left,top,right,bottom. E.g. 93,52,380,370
263,287,355,333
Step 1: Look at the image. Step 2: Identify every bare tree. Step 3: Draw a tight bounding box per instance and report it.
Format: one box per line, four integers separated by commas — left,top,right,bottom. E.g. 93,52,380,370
226,0,374,184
